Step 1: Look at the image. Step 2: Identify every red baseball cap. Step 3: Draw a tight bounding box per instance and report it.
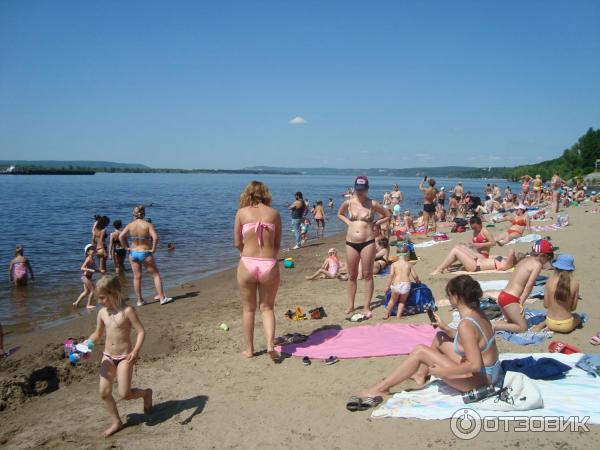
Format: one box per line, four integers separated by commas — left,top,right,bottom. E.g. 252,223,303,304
355,175,369,191
532,239,553,255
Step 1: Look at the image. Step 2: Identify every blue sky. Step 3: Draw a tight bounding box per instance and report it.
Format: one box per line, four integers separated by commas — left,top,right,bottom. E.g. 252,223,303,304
1,0,599,169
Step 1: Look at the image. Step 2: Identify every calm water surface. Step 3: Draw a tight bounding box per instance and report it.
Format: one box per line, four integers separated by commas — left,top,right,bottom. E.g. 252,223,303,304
0,173,519,332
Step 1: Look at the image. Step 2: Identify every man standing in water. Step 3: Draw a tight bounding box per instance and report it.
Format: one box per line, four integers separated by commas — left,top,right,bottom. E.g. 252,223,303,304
288,192,306,249
418,176,438,235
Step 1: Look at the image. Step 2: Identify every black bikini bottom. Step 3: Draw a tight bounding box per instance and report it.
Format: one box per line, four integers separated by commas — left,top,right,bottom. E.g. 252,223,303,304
346,239,376,253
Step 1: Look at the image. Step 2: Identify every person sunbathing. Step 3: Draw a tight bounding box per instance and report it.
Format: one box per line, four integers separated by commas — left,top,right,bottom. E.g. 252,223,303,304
347,275,501,411
306,248,348,280
493,240,554,333
431,247,523,275
533,254,581,333
494,204,530,246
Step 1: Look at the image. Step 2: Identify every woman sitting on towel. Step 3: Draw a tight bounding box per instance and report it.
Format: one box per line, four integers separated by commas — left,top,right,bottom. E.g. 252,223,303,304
534,254,581,333
347,275,502,411
494,204,530,246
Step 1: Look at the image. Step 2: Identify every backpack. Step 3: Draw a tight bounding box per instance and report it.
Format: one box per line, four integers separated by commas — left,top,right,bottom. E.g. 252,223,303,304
384,282,436,316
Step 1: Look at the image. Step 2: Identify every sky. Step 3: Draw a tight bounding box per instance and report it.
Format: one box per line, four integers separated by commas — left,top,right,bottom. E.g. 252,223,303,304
0,1,599,170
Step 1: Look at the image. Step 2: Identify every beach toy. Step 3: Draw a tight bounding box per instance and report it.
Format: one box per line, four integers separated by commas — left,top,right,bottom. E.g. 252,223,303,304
69,353,81,364
284,258,295,269
219,323,229,331
75,343,92,354
63,339,75,357
86,339,94,350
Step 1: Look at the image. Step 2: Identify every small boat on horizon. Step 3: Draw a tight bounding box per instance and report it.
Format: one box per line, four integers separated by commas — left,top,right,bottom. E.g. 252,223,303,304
1,165,96,175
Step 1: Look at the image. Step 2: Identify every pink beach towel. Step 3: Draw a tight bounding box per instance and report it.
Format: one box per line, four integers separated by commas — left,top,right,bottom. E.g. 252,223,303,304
275,323,437,360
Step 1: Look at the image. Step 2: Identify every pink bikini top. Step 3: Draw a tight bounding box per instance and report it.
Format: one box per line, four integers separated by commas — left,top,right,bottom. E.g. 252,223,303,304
242,221,275,247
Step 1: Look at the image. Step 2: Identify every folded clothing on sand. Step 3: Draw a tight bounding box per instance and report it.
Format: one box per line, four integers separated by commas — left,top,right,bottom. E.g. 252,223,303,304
501,356,571,380
372,353,600,422
577,354,600,377
274,323,437,360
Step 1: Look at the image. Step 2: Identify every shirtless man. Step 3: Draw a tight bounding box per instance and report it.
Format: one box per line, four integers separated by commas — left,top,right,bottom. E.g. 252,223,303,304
532,175,543,203
550,172,564,213
453,182,465,215
493,239,554,333
418,176,437,234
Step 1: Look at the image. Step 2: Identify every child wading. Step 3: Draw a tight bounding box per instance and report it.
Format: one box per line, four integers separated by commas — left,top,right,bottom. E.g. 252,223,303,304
86,275,152,437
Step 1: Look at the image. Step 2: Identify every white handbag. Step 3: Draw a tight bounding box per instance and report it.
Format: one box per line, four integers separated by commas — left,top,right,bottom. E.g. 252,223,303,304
477,371,544,411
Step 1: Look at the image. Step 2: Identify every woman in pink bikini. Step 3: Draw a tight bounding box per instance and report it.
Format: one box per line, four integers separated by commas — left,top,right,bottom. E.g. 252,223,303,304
234,181,282,361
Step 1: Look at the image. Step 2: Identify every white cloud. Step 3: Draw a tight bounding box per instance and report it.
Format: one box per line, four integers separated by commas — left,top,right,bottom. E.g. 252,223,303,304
288,116,307,125
414,153,432,159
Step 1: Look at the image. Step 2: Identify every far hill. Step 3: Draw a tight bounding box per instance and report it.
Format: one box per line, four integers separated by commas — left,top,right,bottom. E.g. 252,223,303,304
506,127,600,181
246,166,508,178
0,160,149,169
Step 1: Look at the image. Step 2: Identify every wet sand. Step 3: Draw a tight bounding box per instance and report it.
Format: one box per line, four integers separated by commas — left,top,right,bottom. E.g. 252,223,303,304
1,206,599,449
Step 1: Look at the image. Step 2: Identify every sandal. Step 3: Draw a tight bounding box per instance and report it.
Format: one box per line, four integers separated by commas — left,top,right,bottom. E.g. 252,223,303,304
302,356,311,366
346,396,362,412
358,396,383,410
325,356,339,365
590,333,600,346
548,340,581,355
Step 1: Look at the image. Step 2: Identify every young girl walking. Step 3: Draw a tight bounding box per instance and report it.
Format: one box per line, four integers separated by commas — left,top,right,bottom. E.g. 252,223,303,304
86,275,152,437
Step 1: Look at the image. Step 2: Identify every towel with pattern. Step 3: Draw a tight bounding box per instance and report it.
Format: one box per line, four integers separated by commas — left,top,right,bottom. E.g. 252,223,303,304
372,353,600,422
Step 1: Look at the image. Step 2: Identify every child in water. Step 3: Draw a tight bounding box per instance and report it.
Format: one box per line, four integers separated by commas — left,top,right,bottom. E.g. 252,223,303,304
384,244,420,319
73,244,97,308
300,218,310,245
9,245,34,286
86,275,152,437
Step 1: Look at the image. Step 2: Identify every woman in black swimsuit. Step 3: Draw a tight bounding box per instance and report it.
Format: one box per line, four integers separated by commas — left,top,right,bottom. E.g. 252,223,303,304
338,176,390,316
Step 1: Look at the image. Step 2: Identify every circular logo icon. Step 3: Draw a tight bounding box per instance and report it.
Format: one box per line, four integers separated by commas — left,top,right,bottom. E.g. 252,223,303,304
450,408,482,440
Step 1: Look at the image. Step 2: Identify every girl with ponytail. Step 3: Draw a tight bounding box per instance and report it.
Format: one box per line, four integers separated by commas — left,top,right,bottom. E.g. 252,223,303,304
540,254,581,333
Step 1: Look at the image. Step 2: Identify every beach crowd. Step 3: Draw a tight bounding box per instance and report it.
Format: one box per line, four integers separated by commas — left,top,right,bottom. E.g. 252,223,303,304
3,171,599,437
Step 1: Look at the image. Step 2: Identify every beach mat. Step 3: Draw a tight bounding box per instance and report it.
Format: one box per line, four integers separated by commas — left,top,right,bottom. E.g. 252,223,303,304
413,239,452,249
505,234,542,245
275,323,437,360
372,353,600,423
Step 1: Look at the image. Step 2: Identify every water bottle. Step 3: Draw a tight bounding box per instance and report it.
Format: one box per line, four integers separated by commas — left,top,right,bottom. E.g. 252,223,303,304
462,384,496,404
556,214,562,227
564,213,570,226
452,310,460,325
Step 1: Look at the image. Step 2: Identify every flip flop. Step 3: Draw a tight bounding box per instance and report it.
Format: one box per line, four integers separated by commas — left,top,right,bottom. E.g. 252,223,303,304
590,333,600,346
548,340,581,355
346,313,366,323
325,356,339,365
358,396,383,410
346,396,362,412
1,346,20,359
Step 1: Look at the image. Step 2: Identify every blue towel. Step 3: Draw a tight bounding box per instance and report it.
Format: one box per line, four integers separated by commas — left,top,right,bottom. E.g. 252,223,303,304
495,330,552,345
576,354,600,377
501,356,571,380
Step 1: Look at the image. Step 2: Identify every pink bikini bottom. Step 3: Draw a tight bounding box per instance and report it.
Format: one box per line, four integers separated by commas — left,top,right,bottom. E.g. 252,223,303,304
240,257,278,282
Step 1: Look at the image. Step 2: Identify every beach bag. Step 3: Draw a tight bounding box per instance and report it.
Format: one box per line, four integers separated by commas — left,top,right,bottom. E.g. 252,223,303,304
476,371,543,412
384,282,435,316
454,218,468,227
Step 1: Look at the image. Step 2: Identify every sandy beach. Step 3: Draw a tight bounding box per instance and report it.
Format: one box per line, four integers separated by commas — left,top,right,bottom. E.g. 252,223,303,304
1,205,599,449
